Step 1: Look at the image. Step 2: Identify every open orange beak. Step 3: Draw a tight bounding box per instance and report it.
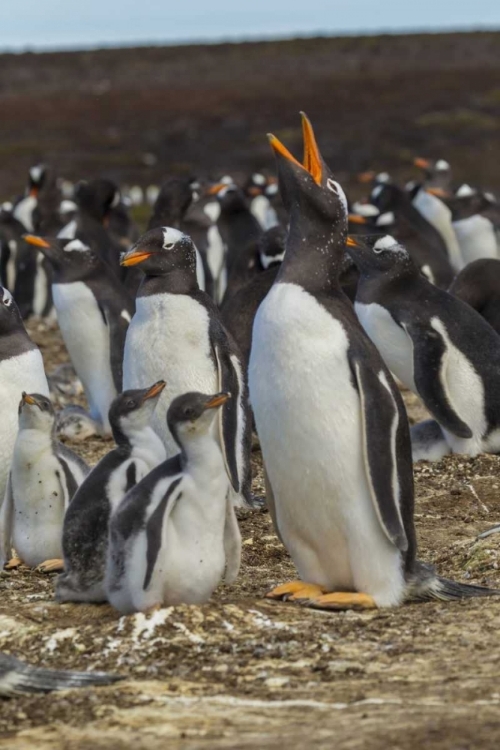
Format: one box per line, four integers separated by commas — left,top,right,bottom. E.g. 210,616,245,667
23,234,51,249
414,157,431,170
120,249,153,267
346,236,360,248
348,214,368,225
267,112,323,186
205,392,231,409
142,380,166,401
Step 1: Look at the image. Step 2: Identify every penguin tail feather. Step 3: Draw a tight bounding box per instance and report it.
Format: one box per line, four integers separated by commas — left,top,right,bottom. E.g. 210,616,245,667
0,654,122,697
407,561,500,602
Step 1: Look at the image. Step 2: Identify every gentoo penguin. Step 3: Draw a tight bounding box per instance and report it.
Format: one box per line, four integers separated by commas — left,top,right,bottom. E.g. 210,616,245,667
0,288,49,508
148,178,207,292
24,234,134,435
121,226,253,507
368,182,454,288
0,208,26,293
448,185,498,265
249,114,497,610
105,391,241,614
13,164,47,233
449,258,500,335
56,381,166,603
244,173,280,231
221,226,286,366
347,233,500,459
412,157,464,272
0,392,89,571
0,652,121,696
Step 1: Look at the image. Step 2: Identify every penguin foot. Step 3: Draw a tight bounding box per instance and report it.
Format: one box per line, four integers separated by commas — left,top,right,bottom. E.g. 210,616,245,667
37,559,64,573
303,592,377,611
4,557,23,570
266,580,327,602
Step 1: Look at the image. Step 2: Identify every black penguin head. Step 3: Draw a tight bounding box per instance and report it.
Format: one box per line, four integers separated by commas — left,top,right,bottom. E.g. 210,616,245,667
209,182,247,213
109,381,166,444
167,391,231,448
413,157,452,194
447,184,494,220
245,172,272,198
0,287,24,333
258,226,286,269
74,178,120,223
268,112,347,230
120,226,197,277
346,234,413,276
23,235,98,276
18,392,55,433
149,178,195,229
27,164,47,197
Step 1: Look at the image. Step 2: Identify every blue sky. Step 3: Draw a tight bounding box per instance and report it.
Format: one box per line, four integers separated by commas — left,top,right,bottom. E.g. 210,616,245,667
3,1,500,51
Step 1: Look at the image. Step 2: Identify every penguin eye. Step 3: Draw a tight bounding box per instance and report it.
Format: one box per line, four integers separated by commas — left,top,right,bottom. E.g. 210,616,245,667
163,243,175,250
126,399,136,409
184,408,195,420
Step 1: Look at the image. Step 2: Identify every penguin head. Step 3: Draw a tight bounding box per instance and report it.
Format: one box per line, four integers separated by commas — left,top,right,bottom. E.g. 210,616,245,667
120,227,197,277
150,178,195,226
167,391,231,448
245,172,272,198
267,112,347,229
209,182,247,212
27,164,47,197
23,235,98,275
109,381,166,444
18,392,55,432
413,157,451,194
0,287,24,331
74,178,120,223
345,234,412,276
258,226,286,269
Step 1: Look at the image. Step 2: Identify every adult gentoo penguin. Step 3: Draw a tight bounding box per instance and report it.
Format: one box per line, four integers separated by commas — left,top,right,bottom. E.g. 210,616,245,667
106,391,241,614
56,382,166,603
0,288,49,507
248,114,497,610
449,258,500,335
347,234,500,459
24,234,134,435
0,653,121,696
0,393,89,571
121,226,253,507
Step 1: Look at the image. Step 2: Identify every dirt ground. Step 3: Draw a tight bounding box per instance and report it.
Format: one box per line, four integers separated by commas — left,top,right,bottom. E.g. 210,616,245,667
0,322,500,749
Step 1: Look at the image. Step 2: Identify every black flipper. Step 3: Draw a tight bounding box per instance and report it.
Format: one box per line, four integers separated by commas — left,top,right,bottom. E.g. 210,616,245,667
353,359,409,552
143,478,182,590
0,475,14,565
214,341,244,494
0,653,122,697
404,322,473,439
103,302,131,393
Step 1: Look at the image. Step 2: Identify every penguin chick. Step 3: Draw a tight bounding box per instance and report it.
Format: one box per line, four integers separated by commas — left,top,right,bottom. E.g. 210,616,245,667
0,393,89,571
105,391,241,614
56,381,166,603
23,234,134,435
348,234,500,458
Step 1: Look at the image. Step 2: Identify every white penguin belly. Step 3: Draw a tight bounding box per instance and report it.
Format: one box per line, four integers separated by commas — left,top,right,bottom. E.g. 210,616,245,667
249,284,404,606
123,294,218,457
355,302,416,391
52,282,116,431
413,191,464,271
453,216,498,265
0,349,49,505
11,440,66,566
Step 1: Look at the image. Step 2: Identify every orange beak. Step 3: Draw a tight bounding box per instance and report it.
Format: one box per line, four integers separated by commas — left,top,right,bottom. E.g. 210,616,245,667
142,381,166,401
23,234,51,249
205,392,231,409
268,112,323,186
207,183,227,196
120,249,153,267
358,171,376,184
348,214,368,225
22,392,38,406
29,187,39,198
346,236,360,248
414,157,431,170
426,187,449,198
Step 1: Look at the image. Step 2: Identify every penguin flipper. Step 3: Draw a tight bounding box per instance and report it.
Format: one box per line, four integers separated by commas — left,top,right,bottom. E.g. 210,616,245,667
0,652,122,697
353,360,409,552
213,342,244,494
223,490,241,584
404,323,473,439
102,303,129,393
0,476,14,567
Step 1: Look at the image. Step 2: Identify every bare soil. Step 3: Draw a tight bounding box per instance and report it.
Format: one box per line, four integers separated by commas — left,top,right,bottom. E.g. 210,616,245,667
0,323,499,749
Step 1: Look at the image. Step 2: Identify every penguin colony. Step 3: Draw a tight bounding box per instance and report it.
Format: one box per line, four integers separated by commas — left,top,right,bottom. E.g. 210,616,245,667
1,116,500,693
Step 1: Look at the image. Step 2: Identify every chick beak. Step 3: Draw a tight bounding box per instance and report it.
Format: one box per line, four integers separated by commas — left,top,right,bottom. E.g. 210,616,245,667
22,392,38,407
204,392,231,409
142,380,166,401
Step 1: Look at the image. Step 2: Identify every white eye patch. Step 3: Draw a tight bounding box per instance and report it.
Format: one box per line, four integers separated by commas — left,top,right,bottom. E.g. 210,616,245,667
373,235,398,253
326,179,348,214
64,239,89,252
376,172,390,183
29,165,43,182
456,184,475,198
252,173,266,185
162,227,184,250
376,211,395,226
265,183,278,196
436,159,450,171
260,250,285,269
